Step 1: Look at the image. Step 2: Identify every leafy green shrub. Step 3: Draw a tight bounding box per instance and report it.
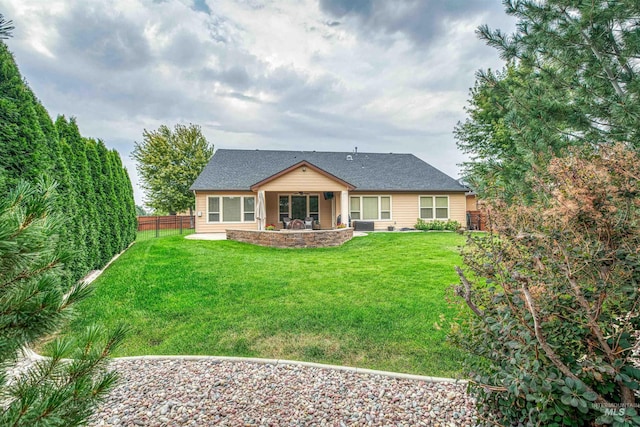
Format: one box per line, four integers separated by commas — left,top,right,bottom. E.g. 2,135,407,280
450,144,640,426
415,218,460,231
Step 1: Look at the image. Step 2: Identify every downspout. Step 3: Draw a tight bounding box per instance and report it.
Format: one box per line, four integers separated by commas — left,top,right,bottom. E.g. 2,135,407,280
191,190,196,230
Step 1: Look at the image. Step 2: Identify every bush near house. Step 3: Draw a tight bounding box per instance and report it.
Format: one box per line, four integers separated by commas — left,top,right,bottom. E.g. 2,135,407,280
414,218,460,231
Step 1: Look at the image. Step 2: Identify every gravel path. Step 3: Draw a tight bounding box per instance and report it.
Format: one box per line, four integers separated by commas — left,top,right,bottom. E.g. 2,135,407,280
88,358,478,426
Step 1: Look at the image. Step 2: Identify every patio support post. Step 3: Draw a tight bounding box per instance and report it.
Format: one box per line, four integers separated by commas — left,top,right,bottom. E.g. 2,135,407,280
257,190,266,230
340,190,349,227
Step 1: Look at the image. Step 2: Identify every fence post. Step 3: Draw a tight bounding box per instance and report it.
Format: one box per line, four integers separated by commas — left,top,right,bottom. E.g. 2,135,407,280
180,216,183,235
156,216,159,238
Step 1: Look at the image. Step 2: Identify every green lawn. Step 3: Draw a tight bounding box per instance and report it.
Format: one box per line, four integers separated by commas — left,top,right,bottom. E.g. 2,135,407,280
63,232,471,377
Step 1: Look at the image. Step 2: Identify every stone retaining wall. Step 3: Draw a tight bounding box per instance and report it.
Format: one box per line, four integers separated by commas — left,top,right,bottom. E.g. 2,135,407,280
226,228,353,248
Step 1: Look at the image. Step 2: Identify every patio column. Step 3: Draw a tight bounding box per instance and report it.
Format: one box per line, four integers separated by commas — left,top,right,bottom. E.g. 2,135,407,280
340,190,349,227
257,190,266,230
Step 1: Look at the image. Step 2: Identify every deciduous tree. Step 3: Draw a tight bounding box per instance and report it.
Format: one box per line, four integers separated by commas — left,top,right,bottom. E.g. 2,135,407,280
132,123,213,215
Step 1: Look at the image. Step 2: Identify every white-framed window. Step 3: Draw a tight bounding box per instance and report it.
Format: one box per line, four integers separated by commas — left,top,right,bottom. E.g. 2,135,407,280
244,197,255,221
350,197,361,220
278,194,320,221
207,196,256,223
349,196,391,221
419,195,449,220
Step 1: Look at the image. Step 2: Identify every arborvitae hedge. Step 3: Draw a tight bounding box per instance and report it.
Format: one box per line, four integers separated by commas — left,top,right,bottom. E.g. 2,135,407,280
0,43,49,190
0,41,136,281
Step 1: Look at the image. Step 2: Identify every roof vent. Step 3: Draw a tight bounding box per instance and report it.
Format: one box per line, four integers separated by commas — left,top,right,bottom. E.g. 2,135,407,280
346,155,353,161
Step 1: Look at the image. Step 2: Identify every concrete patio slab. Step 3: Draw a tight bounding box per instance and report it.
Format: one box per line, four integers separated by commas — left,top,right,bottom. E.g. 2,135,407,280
184,233,227,240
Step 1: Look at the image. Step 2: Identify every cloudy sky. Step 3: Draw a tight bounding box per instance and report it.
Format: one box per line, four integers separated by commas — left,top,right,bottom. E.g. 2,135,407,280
1,0,514,206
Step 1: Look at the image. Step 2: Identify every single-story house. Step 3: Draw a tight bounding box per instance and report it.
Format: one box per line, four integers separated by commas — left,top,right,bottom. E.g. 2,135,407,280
189,149,469,232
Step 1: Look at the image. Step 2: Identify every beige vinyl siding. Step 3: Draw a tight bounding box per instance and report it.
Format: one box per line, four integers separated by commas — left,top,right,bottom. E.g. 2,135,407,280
265,191,280,228
318,196,333,229
466,194,478,211
449,193,466,225
257,166,349,192
194,191,257,233
350,192,467,230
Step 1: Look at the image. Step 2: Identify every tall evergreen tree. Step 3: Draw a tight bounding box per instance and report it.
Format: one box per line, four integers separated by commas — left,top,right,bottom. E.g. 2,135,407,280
109,150,136,251
58,135,87,277
456,0,640,202
455,64,581,201
55,117,101,270
481,0,640,144
120,166,138,244
0,42,51,189
1,19,136,277
96,139,121,254
84,139,112,266
40,115,83,280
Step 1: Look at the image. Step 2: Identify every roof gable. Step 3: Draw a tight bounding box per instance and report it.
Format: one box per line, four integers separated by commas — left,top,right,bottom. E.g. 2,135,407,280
190,149,467,192
250,161,355,191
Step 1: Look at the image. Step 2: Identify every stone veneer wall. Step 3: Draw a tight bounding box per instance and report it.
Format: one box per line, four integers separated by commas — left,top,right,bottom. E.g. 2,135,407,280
226,228,353,248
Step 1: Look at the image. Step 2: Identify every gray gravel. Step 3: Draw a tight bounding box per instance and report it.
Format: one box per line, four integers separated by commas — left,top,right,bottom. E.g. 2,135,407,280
88,359,478,426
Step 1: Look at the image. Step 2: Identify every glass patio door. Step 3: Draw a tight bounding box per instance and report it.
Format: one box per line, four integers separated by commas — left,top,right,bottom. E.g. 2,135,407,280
291,196,307,220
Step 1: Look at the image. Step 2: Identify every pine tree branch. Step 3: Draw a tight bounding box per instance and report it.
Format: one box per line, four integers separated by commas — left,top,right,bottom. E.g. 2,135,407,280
0,14,14,39
0,260,61,291
569,13,626,98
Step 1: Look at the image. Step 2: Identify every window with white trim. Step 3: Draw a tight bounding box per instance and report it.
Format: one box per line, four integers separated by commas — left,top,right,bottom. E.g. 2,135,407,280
207,196,256,223
419,196,449,220
278,194,319,221
308,196,319,221
349,196,391,221
279,196,289,222
208,197,220,222
350,197,361,220
244,197,255,221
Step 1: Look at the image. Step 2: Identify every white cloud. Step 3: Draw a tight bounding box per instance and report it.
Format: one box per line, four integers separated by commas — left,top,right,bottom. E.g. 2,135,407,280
1,0,515,205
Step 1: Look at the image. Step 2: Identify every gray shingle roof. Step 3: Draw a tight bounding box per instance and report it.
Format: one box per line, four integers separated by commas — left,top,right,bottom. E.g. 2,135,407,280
190,149,467,192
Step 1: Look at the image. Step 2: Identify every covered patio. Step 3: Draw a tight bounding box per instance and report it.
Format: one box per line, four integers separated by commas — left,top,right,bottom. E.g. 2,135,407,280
251,161,354,231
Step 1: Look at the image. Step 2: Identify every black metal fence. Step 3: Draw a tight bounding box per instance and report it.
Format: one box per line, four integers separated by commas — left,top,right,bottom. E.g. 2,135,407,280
137,216,195,240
